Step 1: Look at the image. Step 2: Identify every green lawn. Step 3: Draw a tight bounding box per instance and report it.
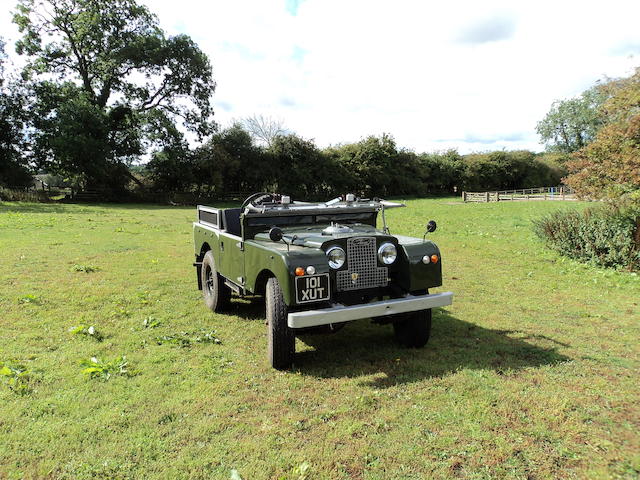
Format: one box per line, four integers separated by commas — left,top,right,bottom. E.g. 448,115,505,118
1,198,638,480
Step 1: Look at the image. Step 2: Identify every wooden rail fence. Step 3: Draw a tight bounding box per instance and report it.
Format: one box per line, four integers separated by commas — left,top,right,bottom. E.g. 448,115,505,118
462,186,576,203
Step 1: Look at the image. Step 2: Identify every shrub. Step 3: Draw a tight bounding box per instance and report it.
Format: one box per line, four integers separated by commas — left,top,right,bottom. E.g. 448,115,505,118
534,200,640,270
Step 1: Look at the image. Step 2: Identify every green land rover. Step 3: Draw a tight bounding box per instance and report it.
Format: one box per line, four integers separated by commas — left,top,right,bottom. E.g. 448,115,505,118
193,193,453,369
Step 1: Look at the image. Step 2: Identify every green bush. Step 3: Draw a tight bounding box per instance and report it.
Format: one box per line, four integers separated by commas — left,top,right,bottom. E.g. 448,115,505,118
534,200,640,270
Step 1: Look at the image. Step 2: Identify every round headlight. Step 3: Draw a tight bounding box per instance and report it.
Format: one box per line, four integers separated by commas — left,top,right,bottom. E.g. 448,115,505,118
326,246,346,269
378,242,397,265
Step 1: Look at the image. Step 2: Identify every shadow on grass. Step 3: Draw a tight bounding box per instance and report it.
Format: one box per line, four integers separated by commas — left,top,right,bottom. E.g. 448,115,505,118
295,310,570,387
227,298,571,387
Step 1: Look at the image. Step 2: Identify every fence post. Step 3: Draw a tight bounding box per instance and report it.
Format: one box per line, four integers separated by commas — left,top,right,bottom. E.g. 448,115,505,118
462,191,467,202
561,187,565,200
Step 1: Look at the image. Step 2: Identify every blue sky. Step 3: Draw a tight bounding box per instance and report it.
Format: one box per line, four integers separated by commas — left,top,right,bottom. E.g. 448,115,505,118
2,0,639,153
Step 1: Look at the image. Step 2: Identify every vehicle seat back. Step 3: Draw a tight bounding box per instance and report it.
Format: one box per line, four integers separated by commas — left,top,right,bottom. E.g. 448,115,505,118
223,208,242,236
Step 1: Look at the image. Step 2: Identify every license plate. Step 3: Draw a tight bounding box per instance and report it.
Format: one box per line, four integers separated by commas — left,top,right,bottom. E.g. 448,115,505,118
295,274,330,304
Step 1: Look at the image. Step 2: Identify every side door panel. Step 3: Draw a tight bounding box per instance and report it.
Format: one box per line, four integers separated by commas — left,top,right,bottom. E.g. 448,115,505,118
218,232,244,286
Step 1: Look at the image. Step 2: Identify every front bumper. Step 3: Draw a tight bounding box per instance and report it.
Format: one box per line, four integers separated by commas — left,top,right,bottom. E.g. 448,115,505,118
287,291,453,329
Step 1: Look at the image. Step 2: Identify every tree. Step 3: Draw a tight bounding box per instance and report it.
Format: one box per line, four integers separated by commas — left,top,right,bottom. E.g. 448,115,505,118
13,0,215,190
565,68,640,199
536,86,606,153
329,134,399,197
269,134,335,199
242,114,288,147
0,38,32,187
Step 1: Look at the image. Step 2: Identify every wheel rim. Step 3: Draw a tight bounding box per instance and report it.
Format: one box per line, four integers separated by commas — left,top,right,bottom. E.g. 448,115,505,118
205,265,214,295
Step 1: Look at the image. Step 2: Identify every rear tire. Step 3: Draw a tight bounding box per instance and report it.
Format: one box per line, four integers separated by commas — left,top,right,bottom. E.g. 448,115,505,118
201,250,230,313
393,309,432,348
266,277,295,369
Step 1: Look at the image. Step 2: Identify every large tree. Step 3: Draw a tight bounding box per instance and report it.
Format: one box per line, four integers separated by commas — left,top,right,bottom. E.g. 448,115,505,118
536,85,606,153
565,68,640,199
0,38,32,187
13,0,215,190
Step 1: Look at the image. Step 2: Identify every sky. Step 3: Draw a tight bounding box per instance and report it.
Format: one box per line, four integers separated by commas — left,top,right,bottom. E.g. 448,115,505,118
1,0,639,153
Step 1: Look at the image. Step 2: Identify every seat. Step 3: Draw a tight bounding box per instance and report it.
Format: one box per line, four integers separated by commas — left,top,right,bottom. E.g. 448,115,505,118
222,208,242,237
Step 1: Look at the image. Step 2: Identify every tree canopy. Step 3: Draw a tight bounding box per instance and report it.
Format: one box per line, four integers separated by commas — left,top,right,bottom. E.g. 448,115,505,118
0,38,32,187
13,0,215,189
565,68,640,199
536,86,605,153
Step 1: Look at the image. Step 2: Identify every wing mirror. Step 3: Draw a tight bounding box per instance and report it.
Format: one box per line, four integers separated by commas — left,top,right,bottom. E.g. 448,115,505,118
423,220,437,241
269,227,283,242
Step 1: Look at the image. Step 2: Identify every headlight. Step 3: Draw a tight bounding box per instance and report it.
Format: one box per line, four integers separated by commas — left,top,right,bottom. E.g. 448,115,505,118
378,242,397,265
326,246,346,269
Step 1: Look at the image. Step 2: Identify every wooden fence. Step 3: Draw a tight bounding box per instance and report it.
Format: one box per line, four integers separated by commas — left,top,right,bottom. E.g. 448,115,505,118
462,186,576,203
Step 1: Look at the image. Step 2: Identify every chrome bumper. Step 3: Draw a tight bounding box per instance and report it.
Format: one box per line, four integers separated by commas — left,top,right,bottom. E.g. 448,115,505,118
287,291,453,329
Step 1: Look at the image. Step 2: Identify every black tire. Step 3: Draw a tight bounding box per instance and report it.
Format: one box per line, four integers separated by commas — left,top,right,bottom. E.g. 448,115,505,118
266,277,295,369
393,309,432,348
201,250,230,312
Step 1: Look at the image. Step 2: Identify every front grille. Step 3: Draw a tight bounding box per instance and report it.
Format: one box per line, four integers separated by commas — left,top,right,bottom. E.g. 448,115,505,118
336,237,388,291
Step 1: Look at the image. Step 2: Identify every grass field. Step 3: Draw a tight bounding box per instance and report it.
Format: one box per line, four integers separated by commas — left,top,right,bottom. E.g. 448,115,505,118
1,198,638,480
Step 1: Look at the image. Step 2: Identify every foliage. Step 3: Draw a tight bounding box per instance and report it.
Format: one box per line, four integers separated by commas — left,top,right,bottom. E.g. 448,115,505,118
196,124,267,195
80,356,132,380
13,0,215,190
0,361,33,395
269,134,338,199
70,263,99,273
142,316,162,328
143,126,566,199
565,68,640,199
536,85,606,153
534,200,640,270
0,38,32,188
459,150,565,191
0,186,51,201
327,134,398,196
155,330,221,347
69,324,103,341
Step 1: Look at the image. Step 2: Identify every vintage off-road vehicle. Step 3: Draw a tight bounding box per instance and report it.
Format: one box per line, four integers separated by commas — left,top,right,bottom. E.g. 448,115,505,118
193,193,453,369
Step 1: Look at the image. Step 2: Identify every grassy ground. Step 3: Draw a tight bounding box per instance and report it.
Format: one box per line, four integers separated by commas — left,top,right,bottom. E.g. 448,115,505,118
0,198,638,480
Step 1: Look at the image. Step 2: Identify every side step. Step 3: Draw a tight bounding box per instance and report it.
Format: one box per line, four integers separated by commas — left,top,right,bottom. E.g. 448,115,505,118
224,279,243,295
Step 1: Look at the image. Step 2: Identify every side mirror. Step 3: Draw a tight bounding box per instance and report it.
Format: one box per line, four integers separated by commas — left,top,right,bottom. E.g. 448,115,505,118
269,227,283,242
426,220,437,233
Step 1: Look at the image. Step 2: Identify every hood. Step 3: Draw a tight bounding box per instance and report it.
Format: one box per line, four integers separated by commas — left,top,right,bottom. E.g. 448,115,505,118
253,223,389,249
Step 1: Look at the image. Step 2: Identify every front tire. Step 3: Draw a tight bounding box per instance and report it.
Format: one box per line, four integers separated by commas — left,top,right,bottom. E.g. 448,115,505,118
393,309,432,348
201,250,230,313
266,277,295,369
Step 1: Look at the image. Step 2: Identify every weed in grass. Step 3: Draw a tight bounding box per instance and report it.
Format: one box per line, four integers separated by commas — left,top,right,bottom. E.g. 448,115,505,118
0,362,33,395
230,470,243,480
142,316,162,328
69,264,99,273
158,413,178,425
155,330,221,347
17,294,40,305
291,461,311,480
80,356,133,380
68,324,103,341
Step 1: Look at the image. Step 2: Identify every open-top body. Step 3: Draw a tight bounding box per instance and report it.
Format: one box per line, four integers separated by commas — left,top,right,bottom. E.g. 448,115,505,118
193,193,453,368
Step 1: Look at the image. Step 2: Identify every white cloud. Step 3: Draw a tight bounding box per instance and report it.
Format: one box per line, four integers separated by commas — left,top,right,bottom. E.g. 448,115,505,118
1,0,639,153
